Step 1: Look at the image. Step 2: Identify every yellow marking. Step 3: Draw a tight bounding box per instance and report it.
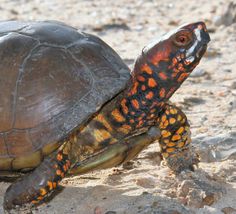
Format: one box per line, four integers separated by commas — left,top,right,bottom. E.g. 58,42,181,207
95,114,113,132
162,152,169,158
40,188,47,196
111,109,126,122
177,115,182,121
165,110,170,115
166,148,175,153
170,108,177,114
47,181,53,190
93,129,111,143
118,125,132,134
159,122,165,129
167,142,176,147
172,134,181,141
177,127,184,134
110,138,118,144
164,139,169,144
161,115,167,122
73,135,77,143
169,118,176,124
161,130,171,138
177,141,185,148
185,126,190,132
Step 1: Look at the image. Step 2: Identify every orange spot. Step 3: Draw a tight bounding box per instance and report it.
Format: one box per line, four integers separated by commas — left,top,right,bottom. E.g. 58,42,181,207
47,181,53,190
131,99,140,109
57,153,63,161
159,88,166,98
56,169,62,176
172,57,178,65
130,82,139,95
167,142,176,147
137,75,146,82
141,63,153,75
166,147,175,153
172,134,181,141
169,118,176,124
161,115,167,122
40,188,47,196
138,116,143,121
146,91,154,99
163,120,169,128
177,141,185,148
37,196,43,201
148,78,157,88
121,99,129,115
159,72,168,80
166,87,176,98
137,120,144,127
111,109,125,122
130,119,135,124
178,63,185,72
53,182,57,188
161,130,171,138
118,124,132,134
177,73,189,82
151,47,170,65
63,164,68,172
141,85,146,91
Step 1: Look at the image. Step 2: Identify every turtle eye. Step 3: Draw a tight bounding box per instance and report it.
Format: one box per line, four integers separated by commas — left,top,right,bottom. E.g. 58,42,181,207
173,31,193,47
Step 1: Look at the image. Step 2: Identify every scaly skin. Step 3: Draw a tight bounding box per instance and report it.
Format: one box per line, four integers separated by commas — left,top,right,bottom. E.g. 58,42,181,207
4,21,210,211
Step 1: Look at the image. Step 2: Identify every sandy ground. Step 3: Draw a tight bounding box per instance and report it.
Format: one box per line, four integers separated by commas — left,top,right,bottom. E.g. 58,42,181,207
0,0,236,213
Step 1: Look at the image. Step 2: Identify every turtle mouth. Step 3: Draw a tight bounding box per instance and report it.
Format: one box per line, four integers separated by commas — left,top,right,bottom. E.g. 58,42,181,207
196,44,207,58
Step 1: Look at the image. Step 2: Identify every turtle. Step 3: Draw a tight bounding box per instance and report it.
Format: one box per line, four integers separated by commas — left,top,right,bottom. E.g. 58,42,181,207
0,20,210,211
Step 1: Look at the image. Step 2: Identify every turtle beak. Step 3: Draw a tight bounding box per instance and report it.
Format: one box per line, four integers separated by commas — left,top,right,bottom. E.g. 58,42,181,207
196,25,210,58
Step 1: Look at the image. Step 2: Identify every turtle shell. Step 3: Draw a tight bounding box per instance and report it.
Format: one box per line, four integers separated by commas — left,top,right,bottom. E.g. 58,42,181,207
0,21,130,163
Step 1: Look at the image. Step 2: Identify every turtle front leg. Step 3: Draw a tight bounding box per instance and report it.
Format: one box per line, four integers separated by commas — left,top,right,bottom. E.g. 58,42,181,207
4,144,71,211
157,103,199,173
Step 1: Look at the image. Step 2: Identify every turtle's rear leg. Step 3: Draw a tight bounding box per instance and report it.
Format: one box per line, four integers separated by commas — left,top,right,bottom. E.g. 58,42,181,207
4,146,71,211
157,103,199,173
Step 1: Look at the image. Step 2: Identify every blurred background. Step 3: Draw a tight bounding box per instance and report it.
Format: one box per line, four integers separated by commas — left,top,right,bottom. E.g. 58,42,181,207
0,0,236,213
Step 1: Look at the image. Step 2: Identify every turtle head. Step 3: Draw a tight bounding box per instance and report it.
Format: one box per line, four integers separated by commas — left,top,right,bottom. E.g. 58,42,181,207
133,22,210,99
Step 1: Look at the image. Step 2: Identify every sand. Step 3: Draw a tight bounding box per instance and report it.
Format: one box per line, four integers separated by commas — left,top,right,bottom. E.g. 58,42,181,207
0,0,236,213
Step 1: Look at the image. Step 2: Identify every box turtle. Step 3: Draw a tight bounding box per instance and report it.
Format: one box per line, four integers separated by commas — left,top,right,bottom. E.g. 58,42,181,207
0,20,210,211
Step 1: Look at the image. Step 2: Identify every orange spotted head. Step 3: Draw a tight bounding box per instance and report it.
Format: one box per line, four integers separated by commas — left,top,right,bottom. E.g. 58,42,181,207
133,22,210,99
